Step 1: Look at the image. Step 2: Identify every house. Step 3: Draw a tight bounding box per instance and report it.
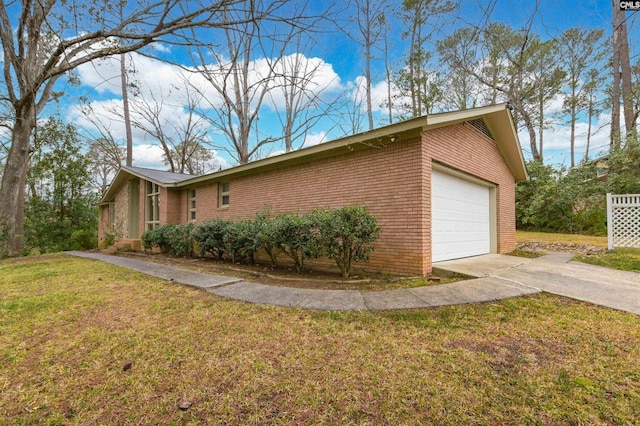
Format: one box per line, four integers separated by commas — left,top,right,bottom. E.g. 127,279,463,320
98,103,528,276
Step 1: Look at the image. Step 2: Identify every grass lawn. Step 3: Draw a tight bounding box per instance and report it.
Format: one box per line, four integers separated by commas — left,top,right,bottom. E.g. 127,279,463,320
2,255,640,424
576,248,640,272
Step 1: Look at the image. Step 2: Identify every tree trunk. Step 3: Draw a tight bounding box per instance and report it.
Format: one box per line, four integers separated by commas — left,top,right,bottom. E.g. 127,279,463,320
617,9,635,134
385,38,393,125
585,93,594,162
0,104,35,256
520,107,540,162
121,53,133,167
538,86,544,163
365,41,374,131
611,2,622,147
570,104,576,168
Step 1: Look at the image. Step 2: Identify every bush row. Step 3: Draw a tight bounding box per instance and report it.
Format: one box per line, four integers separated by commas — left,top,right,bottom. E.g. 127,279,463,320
141,206,380,278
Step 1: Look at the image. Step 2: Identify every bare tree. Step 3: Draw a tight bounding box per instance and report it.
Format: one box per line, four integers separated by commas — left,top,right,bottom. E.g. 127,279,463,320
86,138,125,194
188,0,323,164
270,35,341,152
120,52,134,167
347,0,389,130
583,68,605,161
0,0,276,256
128,81,211,174
382,33,395,124
529,38,565,163
437,28,482,110
189,3,276,164
397,0,456,118
164,143,216,175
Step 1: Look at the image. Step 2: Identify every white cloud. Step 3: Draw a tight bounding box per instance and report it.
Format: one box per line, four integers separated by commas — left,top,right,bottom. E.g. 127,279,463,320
132,144,167,169
351,76,399,114
149,43,171,53
302,131,328,148
546,94,565,116
518,113,611,165
266,53,343,110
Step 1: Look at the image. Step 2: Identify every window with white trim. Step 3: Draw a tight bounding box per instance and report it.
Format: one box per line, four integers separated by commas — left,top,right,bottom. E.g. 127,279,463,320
146,182,160,230
219,182,230,207
188,189,196,221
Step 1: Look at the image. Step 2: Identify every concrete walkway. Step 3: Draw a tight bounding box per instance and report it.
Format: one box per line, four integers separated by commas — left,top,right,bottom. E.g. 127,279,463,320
65,251,640,314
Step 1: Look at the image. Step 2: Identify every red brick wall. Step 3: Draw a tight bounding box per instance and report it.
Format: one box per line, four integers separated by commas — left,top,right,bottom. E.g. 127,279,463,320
159,187,183,225
192,139,429,275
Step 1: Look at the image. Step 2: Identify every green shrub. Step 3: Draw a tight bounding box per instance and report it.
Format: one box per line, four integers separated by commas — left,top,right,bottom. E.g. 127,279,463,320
141,229,155,250
166,223,195,257
192,219,229,259
253,212,279,268
314,206,380,278
516,161,606,234
222,220,255,263
141,225,173,252
70,229,97,250
273,212,322,273
139,206,380,276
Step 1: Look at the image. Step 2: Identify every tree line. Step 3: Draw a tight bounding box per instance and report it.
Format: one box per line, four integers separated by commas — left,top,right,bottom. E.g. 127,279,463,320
0,0,638,256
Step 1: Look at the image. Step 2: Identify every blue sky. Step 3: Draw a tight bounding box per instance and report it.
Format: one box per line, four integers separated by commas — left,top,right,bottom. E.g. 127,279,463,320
48,0,639,171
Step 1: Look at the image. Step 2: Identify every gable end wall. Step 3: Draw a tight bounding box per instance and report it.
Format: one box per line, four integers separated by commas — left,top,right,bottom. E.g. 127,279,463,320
424,122,517,260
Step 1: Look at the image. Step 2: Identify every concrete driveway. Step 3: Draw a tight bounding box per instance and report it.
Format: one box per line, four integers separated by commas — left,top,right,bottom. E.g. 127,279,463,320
436,253,640,315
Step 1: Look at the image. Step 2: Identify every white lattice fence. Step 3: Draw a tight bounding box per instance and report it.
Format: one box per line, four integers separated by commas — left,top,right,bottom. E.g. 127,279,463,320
607,193,640,250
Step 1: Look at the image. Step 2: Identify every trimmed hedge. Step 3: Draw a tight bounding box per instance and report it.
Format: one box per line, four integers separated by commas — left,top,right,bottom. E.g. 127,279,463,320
314,206,381,278
140,206,380,277
142,223,194,257
191,218,228,259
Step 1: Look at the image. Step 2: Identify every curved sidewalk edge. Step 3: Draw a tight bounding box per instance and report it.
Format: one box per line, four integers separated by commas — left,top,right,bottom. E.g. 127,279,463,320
64,251,539,311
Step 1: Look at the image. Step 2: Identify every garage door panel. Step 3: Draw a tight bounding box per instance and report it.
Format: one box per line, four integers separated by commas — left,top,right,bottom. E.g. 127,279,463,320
432,170,491,262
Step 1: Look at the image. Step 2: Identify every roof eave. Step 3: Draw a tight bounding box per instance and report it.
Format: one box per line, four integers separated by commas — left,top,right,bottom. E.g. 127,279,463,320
100,167,186,203
483,108,529,182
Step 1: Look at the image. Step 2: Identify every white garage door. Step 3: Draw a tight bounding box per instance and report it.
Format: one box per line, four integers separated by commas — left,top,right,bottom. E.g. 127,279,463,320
431,169,491,262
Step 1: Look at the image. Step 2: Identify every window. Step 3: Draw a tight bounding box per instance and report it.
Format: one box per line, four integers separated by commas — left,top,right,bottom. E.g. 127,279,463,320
188,189,196,221
219,182,230,207
146,181,160,230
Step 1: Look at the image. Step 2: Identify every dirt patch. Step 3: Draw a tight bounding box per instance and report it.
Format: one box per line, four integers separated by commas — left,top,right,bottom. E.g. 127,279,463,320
110,251,456,291
446,336,560,373
516,241,605,257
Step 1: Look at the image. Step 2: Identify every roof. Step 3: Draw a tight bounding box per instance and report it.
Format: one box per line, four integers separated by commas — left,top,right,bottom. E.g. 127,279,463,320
100,166,194,203
100,104,528,203
122,166,195,184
